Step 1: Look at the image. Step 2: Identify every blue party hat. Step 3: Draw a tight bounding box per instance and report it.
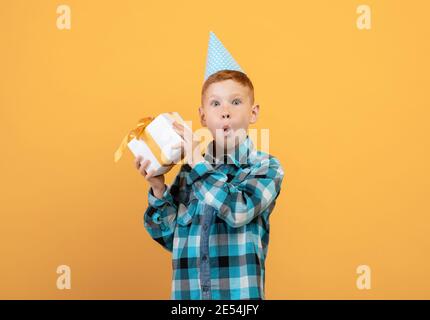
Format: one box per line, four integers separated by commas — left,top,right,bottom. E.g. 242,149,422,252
204,31,244,81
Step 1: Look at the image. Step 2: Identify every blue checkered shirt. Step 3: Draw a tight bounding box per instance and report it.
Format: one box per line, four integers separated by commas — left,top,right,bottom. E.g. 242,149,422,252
143,136,285,299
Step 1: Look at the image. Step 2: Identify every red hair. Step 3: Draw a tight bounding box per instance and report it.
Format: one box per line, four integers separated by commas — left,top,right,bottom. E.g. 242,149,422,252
201,70,254,105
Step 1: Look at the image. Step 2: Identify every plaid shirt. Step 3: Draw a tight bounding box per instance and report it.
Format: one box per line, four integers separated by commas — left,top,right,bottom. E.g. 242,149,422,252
143,135,284,300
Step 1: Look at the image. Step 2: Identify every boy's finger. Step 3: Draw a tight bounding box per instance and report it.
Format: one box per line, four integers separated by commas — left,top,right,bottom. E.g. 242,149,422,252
141,159,150,170
140,160,149,175
139,166,146,176
174,122,190,135
146,170,155,179
135,157,142,169
173,127,184,138
174,121,185,128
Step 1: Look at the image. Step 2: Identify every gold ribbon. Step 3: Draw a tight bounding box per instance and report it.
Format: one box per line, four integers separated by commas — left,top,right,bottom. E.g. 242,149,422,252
114,116,173,165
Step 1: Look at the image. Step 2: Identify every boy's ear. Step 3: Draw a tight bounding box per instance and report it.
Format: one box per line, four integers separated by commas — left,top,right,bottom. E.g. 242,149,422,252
199,106,207,126
249,104,260,124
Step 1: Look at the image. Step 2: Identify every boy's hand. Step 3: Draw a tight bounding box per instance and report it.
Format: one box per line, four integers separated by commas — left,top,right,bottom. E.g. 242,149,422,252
171,120,204,168
135,156,170,198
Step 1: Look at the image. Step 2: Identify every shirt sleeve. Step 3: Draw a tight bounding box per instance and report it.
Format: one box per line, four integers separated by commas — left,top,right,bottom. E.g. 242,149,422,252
186,155,285,228
143,167,183,252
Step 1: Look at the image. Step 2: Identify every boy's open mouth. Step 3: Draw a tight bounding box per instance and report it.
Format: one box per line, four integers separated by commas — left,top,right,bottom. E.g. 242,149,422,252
222,125,232,136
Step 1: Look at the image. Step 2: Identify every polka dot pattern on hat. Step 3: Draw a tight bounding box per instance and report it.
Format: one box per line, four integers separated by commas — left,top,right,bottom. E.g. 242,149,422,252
204,31,244,81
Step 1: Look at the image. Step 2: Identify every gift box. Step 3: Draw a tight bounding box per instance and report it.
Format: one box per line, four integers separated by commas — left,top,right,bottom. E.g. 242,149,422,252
114,112,189,176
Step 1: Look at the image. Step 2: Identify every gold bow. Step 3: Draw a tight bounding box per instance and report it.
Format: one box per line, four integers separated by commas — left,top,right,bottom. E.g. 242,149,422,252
114,116,169,164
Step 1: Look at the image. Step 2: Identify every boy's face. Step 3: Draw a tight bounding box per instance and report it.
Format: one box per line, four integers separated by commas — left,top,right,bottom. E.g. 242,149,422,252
199,79,259,150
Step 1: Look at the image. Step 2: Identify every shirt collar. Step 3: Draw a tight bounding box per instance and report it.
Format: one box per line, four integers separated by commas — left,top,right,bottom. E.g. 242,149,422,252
203,135,254,168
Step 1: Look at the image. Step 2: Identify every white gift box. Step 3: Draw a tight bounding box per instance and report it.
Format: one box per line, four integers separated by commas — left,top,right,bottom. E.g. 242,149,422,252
127,112,189,176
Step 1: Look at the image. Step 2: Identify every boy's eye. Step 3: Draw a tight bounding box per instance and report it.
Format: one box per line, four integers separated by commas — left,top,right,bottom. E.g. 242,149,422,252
232,99,241,105
211,100,220,107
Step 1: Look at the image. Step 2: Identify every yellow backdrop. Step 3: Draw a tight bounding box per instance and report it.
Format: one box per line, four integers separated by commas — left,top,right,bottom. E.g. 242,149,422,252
1,0,429,299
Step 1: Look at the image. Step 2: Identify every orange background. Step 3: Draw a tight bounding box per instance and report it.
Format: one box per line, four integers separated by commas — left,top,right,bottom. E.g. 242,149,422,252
1,0,429,299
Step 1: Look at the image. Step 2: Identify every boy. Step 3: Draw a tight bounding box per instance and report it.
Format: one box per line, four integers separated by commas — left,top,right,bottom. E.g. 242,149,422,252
135,32,285,300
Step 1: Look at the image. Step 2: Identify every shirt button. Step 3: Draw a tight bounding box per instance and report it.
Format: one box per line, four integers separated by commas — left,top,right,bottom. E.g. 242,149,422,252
202,255,208,262
203,224,208,231
202,285,209,292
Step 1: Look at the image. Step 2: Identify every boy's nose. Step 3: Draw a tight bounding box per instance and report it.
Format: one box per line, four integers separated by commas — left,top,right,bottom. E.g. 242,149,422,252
221,107,231,119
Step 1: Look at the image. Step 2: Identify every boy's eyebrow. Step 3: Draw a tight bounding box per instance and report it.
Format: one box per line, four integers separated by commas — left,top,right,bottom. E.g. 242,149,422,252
207,93,244,100
229,92,244,98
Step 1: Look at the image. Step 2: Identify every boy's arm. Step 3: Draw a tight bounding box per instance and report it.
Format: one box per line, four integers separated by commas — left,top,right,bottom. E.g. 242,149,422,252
143,167,183,252
186,155,284,228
